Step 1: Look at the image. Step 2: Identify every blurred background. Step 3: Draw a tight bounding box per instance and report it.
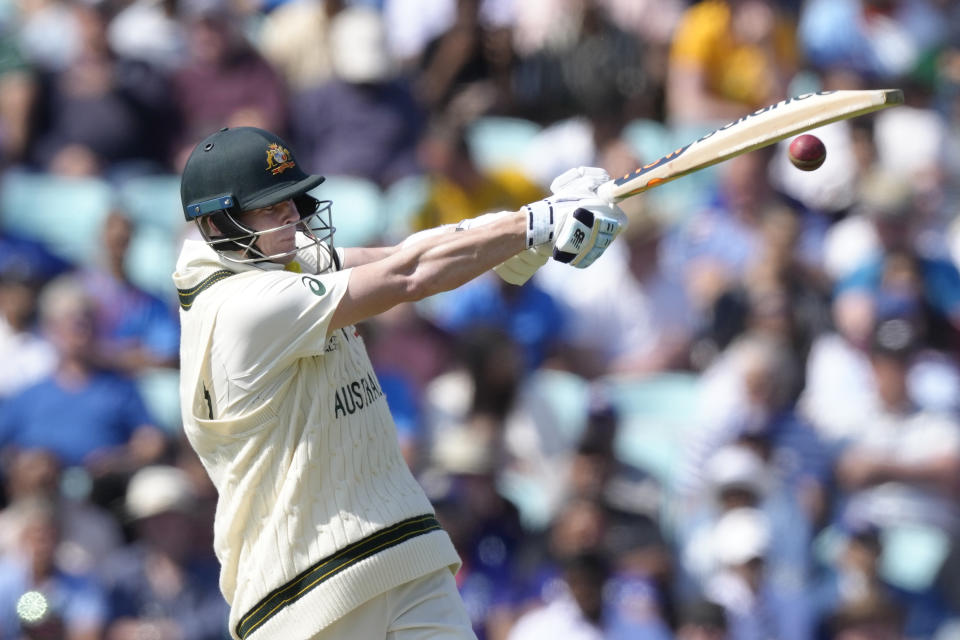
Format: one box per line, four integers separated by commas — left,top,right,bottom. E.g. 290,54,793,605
2,0,960,638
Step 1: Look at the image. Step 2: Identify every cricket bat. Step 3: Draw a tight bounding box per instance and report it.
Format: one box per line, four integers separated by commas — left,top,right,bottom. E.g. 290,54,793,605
596,89,904,205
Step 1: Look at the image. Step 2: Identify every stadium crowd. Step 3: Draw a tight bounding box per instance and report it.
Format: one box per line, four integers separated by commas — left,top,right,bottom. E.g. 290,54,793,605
3,0,960,638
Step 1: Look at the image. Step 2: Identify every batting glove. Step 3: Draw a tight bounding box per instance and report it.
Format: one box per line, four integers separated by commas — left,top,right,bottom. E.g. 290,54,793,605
495,166,615,285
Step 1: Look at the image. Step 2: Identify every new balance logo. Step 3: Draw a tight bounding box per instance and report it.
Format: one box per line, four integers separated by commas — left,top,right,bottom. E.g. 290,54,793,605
572,228,586,249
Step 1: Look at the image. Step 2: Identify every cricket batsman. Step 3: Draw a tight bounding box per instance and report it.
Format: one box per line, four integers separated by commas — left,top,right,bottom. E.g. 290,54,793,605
173,126,626,639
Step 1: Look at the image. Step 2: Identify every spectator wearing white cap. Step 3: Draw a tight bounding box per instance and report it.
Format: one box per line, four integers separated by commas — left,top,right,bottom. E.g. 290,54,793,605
98,465,229,640
703,507,813,640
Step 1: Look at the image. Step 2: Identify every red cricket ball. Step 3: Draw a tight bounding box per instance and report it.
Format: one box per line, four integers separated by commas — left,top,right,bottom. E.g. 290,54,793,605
788,134,826,171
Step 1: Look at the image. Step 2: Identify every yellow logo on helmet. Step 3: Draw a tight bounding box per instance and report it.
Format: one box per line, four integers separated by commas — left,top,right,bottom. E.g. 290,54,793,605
265,143,296,176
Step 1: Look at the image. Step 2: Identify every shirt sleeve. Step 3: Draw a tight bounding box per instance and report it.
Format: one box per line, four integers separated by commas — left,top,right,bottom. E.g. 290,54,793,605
215,268,352,379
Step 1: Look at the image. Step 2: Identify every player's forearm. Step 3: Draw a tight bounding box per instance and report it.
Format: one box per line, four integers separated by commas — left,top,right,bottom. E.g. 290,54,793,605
328,212,525,333
399,211,527,298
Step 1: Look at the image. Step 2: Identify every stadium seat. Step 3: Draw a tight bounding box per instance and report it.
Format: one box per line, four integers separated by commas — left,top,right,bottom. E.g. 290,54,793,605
382,173,430,242
0,172,114,265
466,116,542,172
310,176,384,248
117,174,187,233
125,225,180,302
136,367,182,433
606,372,700,489
881,524,951,592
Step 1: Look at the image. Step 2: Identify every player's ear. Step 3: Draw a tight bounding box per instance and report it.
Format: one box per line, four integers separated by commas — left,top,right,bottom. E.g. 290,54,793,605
202,217,222,235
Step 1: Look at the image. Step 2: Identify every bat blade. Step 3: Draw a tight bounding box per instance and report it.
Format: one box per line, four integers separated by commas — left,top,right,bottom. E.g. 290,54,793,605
597,89,904,204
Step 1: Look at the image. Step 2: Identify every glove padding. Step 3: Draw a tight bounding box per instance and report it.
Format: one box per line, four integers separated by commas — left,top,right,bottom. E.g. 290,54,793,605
493,245,549,285
495,166,613,285
551,197,627,268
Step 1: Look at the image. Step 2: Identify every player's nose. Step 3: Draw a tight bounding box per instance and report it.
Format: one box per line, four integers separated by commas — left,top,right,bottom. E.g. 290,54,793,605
280,200,299,224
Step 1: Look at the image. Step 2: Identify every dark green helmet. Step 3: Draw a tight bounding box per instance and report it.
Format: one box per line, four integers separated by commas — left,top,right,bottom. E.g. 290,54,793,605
180,127,335,265
181,126,324,221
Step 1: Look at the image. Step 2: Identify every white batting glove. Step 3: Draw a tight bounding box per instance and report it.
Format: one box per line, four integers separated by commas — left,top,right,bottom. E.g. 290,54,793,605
551,197,627,268
494,167,614,285
493,246,550,285
549,166,611,199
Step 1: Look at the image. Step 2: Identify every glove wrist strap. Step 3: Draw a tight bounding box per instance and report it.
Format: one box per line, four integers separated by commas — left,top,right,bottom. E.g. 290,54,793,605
524,200,555,248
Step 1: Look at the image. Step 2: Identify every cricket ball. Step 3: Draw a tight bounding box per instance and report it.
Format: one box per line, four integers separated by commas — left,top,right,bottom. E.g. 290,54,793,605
788,134,826,171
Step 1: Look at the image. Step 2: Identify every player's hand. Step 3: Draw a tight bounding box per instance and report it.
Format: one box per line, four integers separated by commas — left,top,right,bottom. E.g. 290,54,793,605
496,167,620,284
550,197,627,268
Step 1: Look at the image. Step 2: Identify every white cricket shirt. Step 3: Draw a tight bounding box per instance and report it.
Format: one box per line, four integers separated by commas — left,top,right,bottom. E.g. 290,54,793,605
173,238,460,640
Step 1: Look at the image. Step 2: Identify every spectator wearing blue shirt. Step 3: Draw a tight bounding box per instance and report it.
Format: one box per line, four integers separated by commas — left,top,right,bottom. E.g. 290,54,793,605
78,210,180,374
430,273,566,371
836,174,960,353
0,274,167,476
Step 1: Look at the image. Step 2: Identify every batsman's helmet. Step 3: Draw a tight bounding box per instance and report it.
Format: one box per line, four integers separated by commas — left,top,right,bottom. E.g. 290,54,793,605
180,127,335,265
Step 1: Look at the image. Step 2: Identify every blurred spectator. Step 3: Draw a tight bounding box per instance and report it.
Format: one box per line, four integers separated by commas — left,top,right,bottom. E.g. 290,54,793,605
421,326,570,511
14,0,80,72
172,0,287,164
0,449,122,573
0,31,36,165
675,599,729,640
106,0,188,72
424,421,525,640
835,315,960,536
506,550,609,640
0,497,107,639
0,262,56,402
811,516,950,639
703,203,832,379
799,290,882,443
100,465,228,640
798,0,947,82
384,0,515,114
680,332,831,533
834,172,960,352
0,231,73,284
429,272,566,371
511,0,652,123
826,594,905,640
703,506,813,640
679,442,815,615
28,1,178,177
664,149,795,358
666,0,798,125
257,0,333,93
413,120,544,229
78,210,180,373
535,205,694,379
0,275,167,477
801,289,960,443
290,6,427,187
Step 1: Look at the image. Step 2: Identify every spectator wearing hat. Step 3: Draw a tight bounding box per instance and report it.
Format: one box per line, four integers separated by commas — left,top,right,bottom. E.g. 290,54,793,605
703,507,813,640
99,464,228,640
